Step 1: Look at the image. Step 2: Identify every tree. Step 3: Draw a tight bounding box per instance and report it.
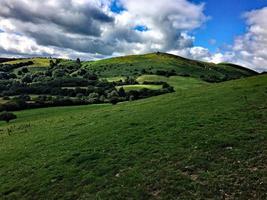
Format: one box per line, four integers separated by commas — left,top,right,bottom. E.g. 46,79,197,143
108,90,120,105
0,112,17,123
110,97,119,105
21,67,29,73
76,58,81,66
52,69,66,78
21,74,32,83
118,87,126,97
49,60,56,68
162,82,170,89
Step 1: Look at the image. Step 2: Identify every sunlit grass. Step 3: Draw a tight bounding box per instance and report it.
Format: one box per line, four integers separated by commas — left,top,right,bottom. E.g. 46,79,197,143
0,75,266,199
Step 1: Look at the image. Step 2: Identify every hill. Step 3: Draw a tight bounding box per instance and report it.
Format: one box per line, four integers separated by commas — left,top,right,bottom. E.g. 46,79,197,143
1,52,256,112
1,53,258,82
0,58,18,63
2,57,52,67
0,74,266,199
83,52,258,82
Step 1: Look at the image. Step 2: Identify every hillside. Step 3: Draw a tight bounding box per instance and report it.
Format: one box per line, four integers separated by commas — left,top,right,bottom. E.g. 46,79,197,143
1,53,258,82
0,74,266,199
2,58,52,67
0,52,258,113
0,58,18,63
83,53,258,82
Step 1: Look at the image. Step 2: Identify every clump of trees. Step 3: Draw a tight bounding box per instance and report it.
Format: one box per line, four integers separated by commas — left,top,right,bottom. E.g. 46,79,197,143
155,69,177,77
0,61,33,72
0,112,17,123
0,58,175,111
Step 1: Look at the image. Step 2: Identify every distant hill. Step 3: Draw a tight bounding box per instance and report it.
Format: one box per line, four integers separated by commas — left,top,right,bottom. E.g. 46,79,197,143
0,58,17,63
2,53,258,82
83,52,258,82
2,57,53,67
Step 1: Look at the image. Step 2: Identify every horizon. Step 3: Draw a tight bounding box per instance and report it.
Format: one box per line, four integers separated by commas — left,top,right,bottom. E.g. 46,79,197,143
0,0,267,72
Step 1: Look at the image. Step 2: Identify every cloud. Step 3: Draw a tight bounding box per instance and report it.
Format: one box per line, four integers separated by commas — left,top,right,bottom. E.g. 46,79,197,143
0,0,207,59
200,7,267,72
0,32,55,57
0,0,114,36
171,6,267,72
117,0,207,51
229,7,267,71
0,0,266,72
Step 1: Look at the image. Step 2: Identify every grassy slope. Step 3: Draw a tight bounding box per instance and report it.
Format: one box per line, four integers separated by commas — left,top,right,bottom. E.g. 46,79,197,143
0,58,17,63
3,58,53,74
3,58,52,67
83,53,258,79
116,84,163,92
136,75,208,90
0,74,266,199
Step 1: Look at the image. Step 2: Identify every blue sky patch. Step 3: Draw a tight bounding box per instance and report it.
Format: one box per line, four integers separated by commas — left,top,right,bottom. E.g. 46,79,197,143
190,0,267,52
134,25,149,32
110,0,125,13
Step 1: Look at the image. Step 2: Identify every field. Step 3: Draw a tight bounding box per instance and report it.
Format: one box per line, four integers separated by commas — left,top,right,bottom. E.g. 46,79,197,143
3,58,52,68
0,74,266,199
116,84,163,91
103,76,126,82
136,75,208,90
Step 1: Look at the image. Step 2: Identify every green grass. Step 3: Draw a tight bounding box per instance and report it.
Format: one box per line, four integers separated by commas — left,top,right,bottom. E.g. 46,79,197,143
103,76,126,82
4,58,53,74
61,87,88,89
83,53,257,80
116,84,163,91
136,75,209,90
3,58,52,68
0,98,9,104
0,75,266,199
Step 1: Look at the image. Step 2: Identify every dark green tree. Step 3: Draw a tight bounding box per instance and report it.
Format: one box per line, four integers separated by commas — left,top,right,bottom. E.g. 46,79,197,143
76,58,81,66
0,112,17,123
21,67,29,73
118,87,126,97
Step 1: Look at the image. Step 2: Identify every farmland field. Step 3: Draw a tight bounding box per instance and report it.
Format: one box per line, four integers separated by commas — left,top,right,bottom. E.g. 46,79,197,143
0,74,266,199
116,84,163,91
3,58,53,68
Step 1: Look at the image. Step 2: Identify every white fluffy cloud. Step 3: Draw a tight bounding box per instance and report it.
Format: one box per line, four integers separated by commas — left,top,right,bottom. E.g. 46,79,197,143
200,7,267,72
228,7,267,71
0,0,206,59
170,6,267,72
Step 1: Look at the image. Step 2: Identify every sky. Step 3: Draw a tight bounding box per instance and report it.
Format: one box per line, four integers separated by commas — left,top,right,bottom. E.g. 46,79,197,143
0,0,267,71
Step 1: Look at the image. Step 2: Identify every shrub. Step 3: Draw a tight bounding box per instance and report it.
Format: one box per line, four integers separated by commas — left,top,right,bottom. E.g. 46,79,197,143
162,82,170,89
110,97,119,105
118,87,126,97
21,74,32,83
76,58,81,65
21,67,29,73
0,112,17,123
1,101,20,111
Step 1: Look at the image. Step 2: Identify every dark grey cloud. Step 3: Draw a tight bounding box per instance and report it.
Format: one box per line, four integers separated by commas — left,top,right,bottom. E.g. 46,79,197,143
0,0,208,60
26,30,115,55
0,0,114,36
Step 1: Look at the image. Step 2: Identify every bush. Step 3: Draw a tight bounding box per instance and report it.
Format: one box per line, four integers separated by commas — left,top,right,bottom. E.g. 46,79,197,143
155,69,176,77
110,97,119,105
2,96,10,100
118,87,126,97
21,74,32,83
0,112,17,123
162,82,170,89
21,67,29,73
